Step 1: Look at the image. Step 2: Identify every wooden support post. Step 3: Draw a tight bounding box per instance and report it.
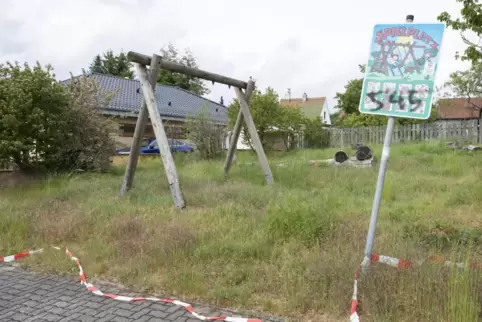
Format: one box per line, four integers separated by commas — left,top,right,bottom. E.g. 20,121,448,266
134,63,186,209
234,85,274,184
223,81,255,176
120,54,162,196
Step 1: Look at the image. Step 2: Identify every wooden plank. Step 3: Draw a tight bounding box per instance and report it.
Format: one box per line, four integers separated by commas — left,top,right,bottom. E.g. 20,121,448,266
134,63,186,209
223,81,255,176
326,119,482,146
120,54,162,196
128,51,247,89
234,86,274,184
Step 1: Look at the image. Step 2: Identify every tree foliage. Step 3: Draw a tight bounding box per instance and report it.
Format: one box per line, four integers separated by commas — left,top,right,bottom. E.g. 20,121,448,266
157,43,210,96
438,0,482,63
440,51,482,112
227,87,282,149
0,62,115,173
335,78,363,115
438,0,482,112
227,87,328,150
334,64,365,115
89,44,210,95
89,50,134,79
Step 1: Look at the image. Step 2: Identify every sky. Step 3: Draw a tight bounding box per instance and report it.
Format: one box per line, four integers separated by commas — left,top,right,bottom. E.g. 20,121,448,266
0,0,475,112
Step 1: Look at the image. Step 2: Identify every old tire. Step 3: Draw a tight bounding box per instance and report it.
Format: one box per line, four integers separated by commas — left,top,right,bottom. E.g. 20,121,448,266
356,146,372,161
334,150,349,163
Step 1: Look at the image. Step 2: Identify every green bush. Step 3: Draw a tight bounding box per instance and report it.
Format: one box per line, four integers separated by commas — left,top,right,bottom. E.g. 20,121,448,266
185,108,225,160
0,62,115,174
303,117,330,148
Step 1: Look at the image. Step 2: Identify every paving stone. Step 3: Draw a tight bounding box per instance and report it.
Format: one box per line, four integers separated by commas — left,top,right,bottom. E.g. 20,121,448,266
0,265,283,321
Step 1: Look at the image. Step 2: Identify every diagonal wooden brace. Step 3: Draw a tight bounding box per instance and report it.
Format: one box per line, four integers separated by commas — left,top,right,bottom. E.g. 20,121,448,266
134,63,186,209
120,54,162,196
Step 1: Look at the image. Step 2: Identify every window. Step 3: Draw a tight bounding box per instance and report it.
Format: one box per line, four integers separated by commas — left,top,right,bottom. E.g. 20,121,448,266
120,124,136,137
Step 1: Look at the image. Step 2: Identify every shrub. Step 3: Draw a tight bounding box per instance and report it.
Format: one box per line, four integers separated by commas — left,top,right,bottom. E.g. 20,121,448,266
185,107,225,159
303,117,330,148
60,72,117,171
0,62,115,174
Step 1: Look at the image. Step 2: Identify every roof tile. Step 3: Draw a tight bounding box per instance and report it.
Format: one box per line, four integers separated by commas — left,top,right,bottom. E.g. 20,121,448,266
62,73,227,123
280,97,326,118
438,98,482,119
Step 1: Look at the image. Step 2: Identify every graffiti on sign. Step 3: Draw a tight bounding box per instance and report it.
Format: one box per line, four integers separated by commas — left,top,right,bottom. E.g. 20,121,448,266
365,88,428,112
359,23,445,119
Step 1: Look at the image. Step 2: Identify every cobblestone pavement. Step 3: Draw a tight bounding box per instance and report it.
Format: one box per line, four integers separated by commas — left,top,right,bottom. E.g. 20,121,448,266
0,265,286,322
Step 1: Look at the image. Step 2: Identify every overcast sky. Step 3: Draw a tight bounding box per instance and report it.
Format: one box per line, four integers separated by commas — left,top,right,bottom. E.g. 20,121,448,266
0,0,474,112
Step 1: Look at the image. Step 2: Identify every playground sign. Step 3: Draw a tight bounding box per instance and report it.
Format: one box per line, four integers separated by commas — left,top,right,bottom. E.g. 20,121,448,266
359,23,445,119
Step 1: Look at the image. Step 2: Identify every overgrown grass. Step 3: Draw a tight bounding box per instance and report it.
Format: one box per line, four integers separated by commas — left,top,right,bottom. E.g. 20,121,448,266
1,142,481,321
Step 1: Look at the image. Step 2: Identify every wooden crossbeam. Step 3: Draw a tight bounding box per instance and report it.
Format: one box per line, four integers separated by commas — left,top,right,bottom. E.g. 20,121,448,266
127,51,248,89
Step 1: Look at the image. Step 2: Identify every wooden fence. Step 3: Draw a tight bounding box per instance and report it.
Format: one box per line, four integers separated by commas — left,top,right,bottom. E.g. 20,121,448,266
327,119,482,148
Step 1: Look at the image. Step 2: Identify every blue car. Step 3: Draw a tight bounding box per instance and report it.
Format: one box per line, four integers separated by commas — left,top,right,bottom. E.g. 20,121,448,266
116,138,194,155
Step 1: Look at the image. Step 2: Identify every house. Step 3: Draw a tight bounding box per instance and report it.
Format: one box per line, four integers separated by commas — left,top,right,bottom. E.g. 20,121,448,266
279,93,332,125
62,73,227,147
437,97,482,120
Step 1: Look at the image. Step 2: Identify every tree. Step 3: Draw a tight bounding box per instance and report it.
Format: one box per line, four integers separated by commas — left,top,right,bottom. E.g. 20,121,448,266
227,87,282,149
0,62,70,173
0,61,115,173
88,50,134,79
90,55,103,74
438,2,482,114
156,43,210,96
334,64,365,115
227,87,316,150
444,59,482,113
438,1,482,63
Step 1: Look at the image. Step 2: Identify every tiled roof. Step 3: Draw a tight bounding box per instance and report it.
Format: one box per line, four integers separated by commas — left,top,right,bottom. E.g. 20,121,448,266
280,97,326,119
62,73,228,124
438,98,482,119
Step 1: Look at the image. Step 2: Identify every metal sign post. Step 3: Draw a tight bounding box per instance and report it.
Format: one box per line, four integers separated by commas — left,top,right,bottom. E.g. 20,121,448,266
360,15,445,273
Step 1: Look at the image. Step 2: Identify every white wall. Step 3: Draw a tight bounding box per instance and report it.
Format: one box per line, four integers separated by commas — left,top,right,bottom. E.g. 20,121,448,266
224,131,251,150
320,100,332,125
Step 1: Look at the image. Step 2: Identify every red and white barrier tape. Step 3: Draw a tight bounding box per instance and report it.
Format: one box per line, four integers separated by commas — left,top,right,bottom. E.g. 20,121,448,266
0,247,262,322
350,253,482,322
